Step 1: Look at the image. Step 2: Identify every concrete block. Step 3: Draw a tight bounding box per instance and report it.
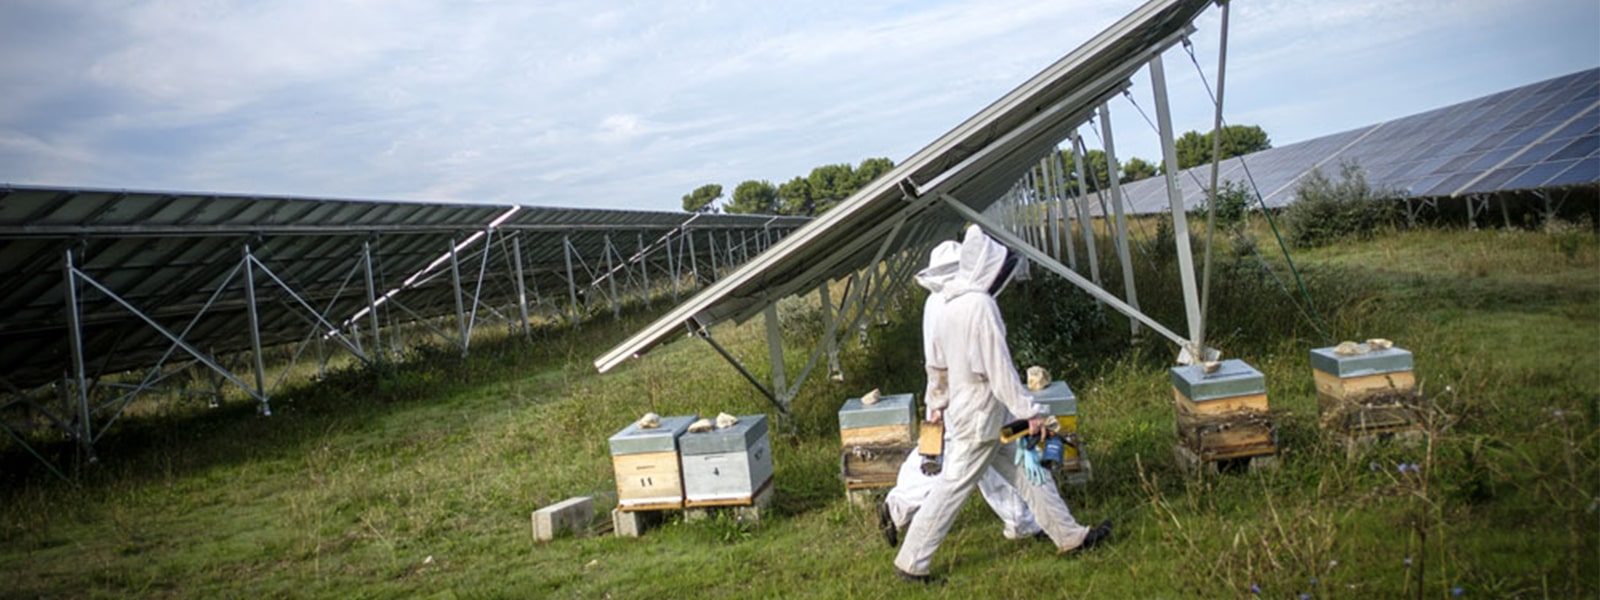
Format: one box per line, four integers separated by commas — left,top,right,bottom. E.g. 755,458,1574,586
611,506,672,538
532,496,593,542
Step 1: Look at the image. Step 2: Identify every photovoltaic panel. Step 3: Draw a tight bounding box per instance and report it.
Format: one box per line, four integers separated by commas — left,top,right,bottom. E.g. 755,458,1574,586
595,0,1214,372
0,185,807,389
1110,68,1598,214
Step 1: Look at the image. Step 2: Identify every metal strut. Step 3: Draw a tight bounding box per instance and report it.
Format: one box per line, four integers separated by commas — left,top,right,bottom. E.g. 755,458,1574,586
690,321,787,417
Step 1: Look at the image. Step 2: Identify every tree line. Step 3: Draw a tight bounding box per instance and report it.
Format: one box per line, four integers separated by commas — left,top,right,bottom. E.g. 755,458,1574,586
683,125,1269,215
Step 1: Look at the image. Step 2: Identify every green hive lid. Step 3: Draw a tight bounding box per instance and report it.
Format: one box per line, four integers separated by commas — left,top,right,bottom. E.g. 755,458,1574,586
1309,346,1414,378
679,415,769,456
838,393,915,429
1033,380,1077,416
608,414,697,455
1170,359,1266,401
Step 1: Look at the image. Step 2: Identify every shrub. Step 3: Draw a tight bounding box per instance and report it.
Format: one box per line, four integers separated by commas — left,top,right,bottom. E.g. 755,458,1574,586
1284,161,1401,248
1191,179,1254,229
1000,274,1108,372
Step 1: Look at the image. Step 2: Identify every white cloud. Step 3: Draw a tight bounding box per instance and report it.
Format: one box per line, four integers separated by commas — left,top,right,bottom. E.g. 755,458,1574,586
0,0,1594,212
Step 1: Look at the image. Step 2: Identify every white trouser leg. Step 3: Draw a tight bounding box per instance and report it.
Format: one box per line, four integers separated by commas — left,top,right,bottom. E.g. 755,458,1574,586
893,438,997,576
885,451,931,528
978,466,1041,539
986,442,1089,551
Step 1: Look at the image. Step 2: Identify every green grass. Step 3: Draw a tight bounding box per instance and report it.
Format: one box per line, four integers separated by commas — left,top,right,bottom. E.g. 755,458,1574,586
2,225,1596,598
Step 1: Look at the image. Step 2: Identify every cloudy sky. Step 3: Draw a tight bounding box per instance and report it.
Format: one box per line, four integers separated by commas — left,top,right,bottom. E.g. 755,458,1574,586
1,0,1595,213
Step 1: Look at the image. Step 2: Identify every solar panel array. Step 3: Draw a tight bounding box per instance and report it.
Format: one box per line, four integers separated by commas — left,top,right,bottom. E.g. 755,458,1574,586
0,185,806,391
1116,68,1600,214
596,0,1213,373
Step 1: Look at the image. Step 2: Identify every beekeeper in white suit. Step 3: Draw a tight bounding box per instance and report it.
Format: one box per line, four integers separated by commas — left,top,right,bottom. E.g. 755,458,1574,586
893,225,1112,584
878,240,1041,547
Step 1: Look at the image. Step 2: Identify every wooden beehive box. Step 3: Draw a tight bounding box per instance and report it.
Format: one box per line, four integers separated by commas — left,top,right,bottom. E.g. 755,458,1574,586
608,415,696,511
1033,380,1083,468
838,393,916,489
680,415,774,507
1310,344,1418,435
1171,360,1276,461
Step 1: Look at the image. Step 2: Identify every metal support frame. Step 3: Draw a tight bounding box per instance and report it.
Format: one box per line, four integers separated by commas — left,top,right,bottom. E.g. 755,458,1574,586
1196,0,1230,356
764,304,789,409
1098,102,1142,337
1070,132,1104,289
363,240,382,358
605,234,620,320
62,248,93,459
1045,157,1064,263
686,215,915,417
941,193,1188,348
13,200,800,475
693,322,783,416
637,232,651,309
1150,54,1204,354
449,238,469,354
242,245,270,415
1053,149,1080,270
512,235,531,338
563,235,579,326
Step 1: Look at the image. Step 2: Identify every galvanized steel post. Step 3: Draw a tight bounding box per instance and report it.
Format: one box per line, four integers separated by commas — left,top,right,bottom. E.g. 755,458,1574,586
1150,54,1204,353
243,246,269,414
1098,102,1142,337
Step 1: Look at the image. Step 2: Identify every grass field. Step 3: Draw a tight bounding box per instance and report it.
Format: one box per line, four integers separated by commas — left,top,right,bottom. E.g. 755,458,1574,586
2,223,1596,599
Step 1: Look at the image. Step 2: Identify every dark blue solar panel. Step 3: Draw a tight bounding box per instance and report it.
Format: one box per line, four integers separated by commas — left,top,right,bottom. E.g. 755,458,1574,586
1536,99,1591,126
1461,166,1527,194
1544,159,1599,187
1550,116,1599,139
1406,175,1450,196
1469,148,1521,171
1437,151,1488,174
1504,160,1579,189
1547,135,1598,162
1115,70,1597,213
1426,172,1481,196
1506,126,1549,147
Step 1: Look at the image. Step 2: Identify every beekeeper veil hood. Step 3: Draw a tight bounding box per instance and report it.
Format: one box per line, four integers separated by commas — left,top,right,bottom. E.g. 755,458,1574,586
944,224,1015,300
915,241,962,293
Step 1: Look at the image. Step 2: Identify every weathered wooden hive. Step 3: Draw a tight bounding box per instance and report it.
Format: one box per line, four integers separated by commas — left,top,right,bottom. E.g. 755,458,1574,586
608,415,696,511
1310,343,1420,436
1171,360,1277,464
838,393,916,491
680,414,774,508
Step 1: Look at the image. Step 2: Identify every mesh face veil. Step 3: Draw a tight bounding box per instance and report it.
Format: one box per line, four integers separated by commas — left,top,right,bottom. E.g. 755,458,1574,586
987,250,1018,297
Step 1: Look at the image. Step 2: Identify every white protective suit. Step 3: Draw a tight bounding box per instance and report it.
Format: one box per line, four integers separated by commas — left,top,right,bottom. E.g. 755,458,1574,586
883,241,1041,540
893,225,1092,577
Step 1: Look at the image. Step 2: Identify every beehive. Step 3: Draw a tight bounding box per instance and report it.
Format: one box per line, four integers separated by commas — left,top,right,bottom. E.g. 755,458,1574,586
1171,360,1276,461
1310,344,1419,435
608,415,696,511
1032,380,1082,467
838,393,916,489
681,415,774,507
